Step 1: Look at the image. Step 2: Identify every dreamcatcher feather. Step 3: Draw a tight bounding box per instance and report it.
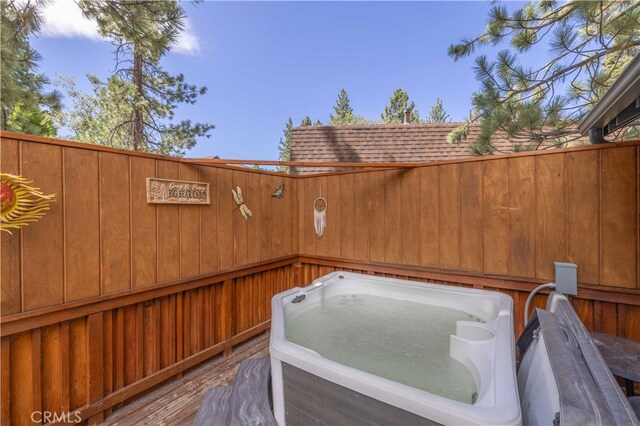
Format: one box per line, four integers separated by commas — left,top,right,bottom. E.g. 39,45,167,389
1,173,55,234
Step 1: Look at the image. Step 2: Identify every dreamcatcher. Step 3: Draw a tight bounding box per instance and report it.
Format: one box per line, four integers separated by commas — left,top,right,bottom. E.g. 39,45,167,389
1,173,55,234
313,192,327,238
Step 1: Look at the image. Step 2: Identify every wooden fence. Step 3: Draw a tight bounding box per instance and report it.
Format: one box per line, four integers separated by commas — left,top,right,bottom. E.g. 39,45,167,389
296,143,639,291
1,133,299,425
1,261,299,425
1,135,296,315
1,132,639,424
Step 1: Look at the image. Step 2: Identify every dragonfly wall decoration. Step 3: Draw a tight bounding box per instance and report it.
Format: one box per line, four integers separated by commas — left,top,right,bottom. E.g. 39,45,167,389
231,186,252,220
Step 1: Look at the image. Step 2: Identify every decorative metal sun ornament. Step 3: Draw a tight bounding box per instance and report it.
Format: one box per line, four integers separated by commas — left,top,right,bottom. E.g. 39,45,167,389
0,173,55,234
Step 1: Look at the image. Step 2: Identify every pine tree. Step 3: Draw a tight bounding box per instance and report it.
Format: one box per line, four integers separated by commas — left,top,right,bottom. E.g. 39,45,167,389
448,1,640,153
67,0,214,156
55,75,137,150
314,119,323,126
425,98,450,123
329,89,353,124
381,88,420,124
1,0,61,135
329,89,368,125
300,116,313,126
277,118,294,173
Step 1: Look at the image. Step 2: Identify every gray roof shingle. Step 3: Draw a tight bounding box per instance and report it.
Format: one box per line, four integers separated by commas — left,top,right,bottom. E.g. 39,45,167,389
290,123,589,174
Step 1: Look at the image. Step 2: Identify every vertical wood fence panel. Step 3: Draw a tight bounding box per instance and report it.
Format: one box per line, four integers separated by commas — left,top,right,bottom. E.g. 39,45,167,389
601,147,637,288
21,142,64,311
100,152,132,295
508,156,536,278
401,168,420,266
232,170,248,267
199,166,218,273
384,170,402,265
482,158,510,276
64,148,101,302
566,150,600,284
368,171,386,263
157,160,181,283
419,166,439,267
535,154,566,281
438,164,460,269
1,138,21,315
246,172,262,264
459,161,483,273
353,173,370,261
216,168,234,271
179,163,201,278
130,156,157,288
339,174,355,259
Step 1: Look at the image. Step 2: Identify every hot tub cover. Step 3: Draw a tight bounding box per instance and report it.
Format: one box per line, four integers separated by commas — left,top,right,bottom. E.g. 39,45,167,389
519,293,639,425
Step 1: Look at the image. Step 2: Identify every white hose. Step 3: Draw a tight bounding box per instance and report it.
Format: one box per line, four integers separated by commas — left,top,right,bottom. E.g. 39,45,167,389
524,283,556,327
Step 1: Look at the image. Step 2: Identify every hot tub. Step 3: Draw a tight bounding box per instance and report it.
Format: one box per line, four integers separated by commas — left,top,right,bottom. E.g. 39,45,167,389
270,271,521,425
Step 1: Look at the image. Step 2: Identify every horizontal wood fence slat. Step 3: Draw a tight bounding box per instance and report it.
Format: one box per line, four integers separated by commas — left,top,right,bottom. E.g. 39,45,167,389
1,132,639,424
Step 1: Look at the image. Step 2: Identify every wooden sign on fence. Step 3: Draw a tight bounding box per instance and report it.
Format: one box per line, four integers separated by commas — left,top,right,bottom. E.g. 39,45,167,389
146,178,210,205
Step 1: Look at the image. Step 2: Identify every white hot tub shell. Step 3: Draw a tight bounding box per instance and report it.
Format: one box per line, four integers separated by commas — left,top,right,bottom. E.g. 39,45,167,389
270,271,521,425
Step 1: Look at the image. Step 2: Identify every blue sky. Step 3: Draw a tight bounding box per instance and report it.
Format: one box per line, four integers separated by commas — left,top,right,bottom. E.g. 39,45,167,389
31,1,538,160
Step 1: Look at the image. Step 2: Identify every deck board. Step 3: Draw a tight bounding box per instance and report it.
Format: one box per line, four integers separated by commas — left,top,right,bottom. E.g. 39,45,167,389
101,333,270,426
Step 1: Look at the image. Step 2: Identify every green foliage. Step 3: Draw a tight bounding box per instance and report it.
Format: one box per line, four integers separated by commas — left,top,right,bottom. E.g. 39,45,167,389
6,102,57,137
59,0,215,156
381,88,420,124
301,116,324,127
329,89,353,124
79,0,183,61
448,1,640,153
446,122,469,144
1,0,60,134
277,117,293,172
329,89,369,125
425,98,450,123
56,75,138,149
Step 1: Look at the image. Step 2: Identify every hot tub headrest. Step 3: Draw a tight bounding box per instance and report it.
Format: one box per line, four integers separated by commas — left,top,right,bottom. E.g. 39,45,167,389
518,293,639,425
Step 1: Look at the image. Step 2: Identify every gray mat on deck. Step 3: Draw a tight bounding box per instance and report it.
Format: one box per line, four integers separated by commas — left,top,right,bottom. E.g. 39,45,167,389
193,357,275,426
194,387,232,426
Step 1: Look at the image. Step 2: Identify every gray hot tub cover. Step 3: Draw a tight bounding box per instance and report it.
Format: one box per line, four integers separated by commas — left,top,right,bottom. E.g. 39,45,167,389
518,293,639,426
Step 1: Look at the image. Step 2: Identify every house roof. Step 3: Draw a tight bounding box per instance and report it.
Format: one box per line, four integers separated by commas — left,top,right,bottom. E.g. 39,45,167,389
290,122,588,174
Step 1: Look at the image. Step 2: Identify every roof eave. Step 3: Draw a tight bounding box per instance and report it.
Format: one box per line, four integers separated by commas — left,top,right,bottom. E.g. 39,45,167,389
578,53,640,136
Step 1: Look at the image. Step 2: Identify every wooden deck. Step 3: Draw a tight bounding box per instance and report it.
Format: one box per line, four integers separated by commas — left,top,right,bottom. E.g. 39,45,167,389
101,333,270,426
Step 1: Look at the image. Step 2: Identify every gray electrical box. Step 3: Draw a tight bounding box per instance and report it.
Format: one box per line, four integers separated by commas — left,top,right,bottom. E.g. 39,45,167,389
554,262,577,296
